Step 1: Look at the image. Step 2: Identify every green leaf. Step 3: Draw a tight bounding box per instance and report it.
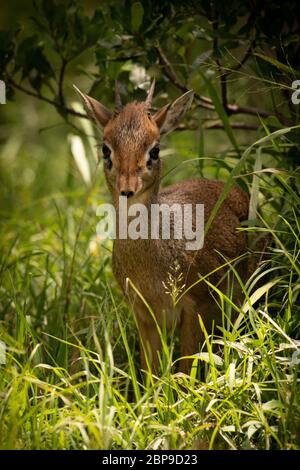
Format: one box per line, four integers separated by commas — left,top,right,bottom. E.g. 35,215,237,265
248,147,262,222
255,53,300,78
204,125,299,237
192,352,224,366
131,2,144,33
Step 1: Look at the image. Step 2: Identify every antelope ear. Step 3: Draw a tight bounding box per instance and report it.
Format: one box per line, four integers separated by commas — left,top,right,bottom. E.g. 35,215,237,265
153,90,194,135
73,85,112,128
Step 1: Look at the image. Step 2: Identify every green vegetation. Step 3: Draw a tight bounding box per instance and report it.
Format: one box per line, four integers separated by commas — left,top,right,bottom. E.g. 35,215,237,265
0,0,299,450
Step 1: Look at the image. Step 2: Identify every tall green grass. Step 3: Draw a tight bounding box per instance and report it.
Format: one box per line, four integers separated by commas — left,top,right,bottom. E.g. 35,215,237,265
0,112,299,449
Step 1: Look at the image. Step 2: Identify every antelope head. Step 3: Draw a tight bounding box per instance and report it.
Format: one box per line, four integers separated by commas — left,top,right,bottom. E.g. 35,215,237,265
74,81,193,203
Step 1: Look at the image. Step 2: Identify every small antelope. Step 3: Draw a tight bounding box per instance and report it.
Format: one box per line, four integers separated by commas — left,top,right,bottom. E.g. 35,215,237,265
75,81,249,374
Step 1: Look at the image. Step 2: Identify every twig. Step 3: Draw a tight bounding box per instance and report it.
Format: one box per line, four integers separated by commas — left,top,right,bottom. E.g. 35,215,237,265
7,73,87,119
230,41,255,73
219,73,228,112
156,46,214,110
156,45,280,120
176,122,259,131
58,58,68,108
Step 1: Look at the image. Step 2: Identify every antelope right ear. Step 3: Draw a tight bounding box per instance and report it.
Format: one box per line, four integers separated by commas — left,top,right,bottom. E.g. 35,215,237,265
153,90,194,135
73,85,112,128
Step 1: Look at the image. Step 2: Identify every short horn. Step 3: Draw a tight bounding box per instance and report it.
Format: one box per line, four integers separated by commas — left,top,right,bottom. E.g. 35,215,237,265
114,80,123,115
145,79,155,110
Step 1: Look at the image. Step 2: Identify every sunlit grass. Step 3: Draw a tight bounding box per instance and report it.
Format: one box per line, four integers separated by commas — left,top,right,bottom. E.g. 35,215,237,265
0,105,299,449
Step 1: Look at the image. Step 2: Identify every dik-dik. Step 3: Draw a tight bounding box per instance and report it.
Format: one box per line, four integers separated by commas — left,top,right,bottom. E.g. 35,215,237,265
75,81,249,374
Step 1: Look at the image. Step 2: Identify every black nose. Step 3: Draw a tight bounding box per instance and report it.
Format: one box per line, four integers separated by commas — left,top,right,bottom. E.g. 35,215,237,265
120,190,134,198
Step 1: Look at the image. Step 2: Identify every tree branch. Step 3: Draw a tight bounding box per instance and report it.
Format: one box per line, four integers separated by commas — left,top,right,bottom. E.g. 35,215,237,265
230,41,255,73
58,58,68,108
156,46,214,110
6,73,87,119
156,45,284,121
176,122,259,131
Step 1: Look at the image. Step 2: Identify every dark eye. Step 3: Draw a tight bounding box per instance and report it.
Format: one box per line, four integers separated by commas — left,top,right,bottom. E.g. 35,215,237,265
102,144,111,158
149,144,160,160
102,144,112,170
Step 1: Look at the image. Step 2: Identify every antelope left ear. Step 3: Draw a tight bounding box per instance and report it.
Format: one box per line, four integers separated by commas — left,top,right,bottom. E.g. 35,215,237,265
153,90,194,135
73,85,112,128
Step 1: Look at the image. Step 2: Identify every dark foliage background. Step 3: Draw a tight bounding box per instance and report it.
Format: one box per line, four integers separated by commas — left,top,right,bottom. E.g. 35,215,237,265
0,0,299,450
